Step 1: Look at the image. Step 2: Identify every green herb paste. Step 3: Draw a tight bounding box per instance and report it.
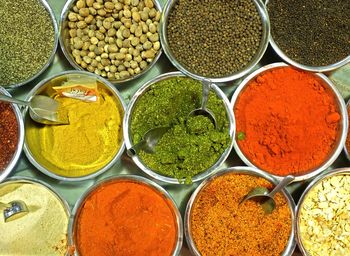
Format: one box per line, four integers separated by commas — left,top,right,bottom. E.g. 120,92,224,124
130,77,230,182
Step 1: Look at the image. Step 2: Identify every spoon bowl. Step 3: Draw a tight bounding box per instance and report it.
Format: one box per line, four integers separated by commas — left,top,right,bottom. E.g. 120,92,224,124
1,200,29,222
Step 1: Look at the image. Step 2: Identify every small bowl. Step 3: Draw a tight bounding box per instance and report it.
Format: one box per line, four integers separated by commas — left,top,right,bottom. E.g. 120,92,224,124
296,168,350,255
185,166,296,256
69,175,183,256
160,0,270,83
4,0,58,88
123,71,235,184
59,0,163,84
23,70,126,182
231,62,348,182
0,87,25,183
0,177,71,255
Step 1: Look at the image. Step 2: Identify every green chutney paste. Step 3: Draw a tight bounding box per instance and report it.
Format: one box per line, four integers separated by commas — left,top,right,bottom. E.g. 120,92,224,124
131,77,230,182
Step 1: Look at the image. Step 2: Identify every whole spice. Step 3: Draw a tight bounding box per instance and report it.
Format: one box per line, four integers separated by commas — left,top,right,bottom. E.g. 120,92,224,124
190,173,292,256
0,0,55,87
0,102,19,171
67,0,161,80
268,0,350,67
130,77,230,182
234,66,340,176
167,0,262,77
76,179,178,256
298,174,350,256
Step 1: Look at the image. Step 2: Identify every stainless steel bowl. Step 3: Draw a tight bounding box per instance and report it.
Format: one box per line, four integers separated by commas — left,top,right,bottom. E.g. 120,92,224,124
266,0,350,73
59,0,163,84
23,70,126,182
0,87,25,183
123,71,235,184
343,99,350,161
69,175,183,256
160,0,270,83
296,168,350,255
184,166,296,256
5,0,58,88
231,62,348,182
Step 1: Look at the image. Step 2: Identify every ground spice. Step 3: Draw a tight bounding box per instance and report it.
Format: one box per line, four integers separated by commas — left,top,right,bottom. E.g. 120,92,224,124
0,102,19,171
345,104,350,156
76,179,178,256
234,66,340,176
268,0,350,67
130,77,230,182
0,0,55,86
167,0,262,77
190,173,291,256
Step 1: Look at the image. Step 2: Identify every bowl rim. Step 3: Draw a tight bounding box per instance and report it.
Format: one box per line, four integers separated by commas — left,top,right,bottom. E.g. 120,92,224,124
184,166,296,256
295,167,350,255
0,87,25,183
68,174,183,256
343,99,350,161
22,70,126,182
160,0,270,83
123,71,235,184
4,0,58,89
230,62,349,182
265,0,350,73
59,0,163,84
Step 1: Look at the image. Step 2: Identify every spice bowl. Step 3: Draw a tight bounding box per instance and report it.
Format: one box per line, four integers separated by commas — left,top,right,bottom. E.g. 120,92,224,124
69,175,183,255
160,0,270,82
296,168,350,255
123,71,235,184
0,87,25,183
59,0,163,84
23,70,126,182
343,98,350,161
231,62,348,182
184,166,296,256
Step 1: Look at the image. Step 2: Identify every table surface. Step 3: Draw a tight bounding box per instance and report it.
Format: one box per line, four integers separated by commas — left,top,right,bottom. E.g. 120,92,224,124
6,0,350,255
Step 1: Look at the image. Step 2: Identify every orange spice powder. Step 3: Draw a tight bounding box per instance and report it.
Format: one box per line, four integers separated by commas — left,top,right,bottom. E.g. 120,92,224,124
190,173,292,256
76,179,178,256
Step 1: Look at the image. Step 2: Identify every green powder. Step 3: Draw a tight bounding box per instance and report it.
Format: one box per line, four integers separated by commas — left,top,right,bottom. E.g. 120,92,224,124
130,77,231,182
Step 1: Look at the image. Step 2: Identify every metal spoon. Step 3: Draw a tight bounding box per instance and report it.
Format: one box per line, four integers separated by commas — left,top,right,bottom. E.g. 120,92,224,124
127,127,170,156
188,80,217,128
0,94,68,125
240,175,295,214
0,200,29,222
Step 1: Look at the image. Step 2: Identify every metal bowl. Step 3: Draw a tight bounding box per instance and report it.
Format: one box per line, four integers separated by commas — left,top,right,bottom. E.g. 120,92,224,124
69,175,183,256
123,71,235,184
4,0,58,88
59,0,163,84
160,0,270,83
296,168,350,255
231,62,348,182
23,70,126,182
343,99,350,161
0,87,25,183
266,0,350,73
184,166,296,256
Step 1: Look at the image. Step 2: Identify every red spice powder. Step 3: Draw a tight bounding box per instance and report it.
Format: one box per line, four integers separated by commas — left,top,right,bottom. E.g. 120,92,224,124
0,102,19,171
76,180,178,256
234,66,340,176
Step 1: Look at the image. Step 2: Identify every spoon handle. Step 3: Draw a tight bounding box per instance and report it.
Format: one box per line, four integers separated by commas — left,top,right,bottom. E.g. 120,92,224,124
0,94,30,106
268,175,295,198
201,80,211,110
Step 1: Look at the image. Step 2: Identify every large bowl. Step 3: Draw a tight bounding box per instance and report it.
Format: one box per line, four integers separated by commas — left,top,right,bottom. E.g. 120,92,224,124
123,71,235,184
4,0,58,88
69,175,183,256
231,62,348,182
59,0,163,84
184,166,296,256
0,87,25,183
160,0,270,83
23,70,126,182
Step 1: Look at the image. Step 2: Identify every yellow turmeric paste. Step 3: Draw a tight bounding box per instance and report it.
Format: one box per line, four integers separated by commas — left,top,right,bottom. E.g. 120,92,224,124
25,86,123,177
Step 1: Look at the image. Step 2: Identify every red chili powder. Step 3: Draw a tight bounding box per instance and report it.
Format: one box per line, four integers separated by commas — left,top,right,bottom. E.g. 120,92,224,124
0,102,19,171
76,180,178,256
234,66,340,176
